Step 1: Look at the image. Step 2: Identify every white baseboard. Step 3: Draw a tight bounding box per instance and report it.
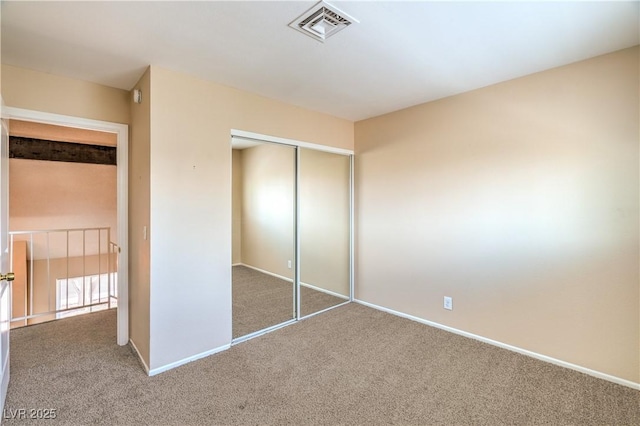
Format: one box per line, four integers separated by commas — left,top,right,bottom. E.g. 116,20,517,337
129,339,150,375
235,263,293,283
355,299,640,390
231,263,242,267
300,281,349,300
147,344,231,377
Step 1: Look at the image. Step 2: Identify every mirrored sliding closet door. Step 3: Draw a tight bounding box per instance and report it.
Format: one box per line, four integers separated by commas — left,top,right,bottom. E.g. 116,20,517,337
231,141,296,339
232,134,353,340
298,148,351,317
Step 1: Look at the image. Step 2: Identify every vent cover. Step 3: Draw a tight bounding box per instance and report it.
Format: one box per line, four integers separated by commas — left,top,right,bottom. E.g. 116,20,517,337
289,1,358,42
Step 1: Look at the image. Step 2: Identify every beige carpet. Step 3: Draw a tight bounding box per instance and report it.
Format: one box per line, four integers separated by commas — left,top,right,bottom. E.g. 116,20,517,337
232,265,346,338
5,304,639,425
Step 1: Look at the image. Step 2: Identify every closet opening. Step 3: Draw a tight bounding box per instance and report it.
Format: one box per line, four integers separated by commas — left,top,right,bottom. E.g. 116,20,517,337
230,131,353,343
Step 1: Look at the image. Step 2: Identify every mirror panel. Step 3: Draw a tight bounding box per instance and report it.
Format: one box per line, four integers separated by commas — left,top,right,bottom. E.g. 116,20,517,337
299,148,350,317
232,142,295,338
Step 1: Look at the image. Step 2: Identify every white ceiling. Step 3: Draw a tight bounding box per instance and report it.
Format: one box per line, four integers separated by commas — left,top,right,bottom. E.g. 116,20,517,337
2,1,638,121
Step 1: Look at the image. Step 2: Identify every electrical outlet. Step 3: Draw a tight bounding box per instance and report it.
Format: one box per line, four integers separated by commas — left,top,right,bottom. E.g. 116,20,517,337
287,260,292,269
444,296,453,310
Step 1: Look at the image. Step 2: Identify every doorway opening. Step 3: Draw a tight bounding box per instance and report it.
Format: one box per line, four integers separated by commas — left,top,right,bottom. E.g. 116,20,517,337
3,107,129,345
8,120,118,329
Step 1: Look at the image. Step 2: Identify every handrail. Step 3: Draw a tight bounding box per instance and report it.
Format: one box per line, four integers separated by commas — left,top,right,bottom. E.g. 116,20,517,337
9,227,114,235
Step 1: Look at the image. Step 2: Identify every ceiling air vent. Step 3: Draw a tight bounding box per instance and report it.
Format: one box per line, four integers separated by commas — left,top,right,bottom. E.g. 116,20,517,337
289,1,359,42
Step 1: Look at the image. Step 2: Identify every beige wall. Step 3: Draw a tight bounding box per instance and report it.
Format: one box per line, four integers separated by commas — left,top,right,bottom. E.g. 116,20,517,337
299,148,350,296
1,65,130,124
231,149,242,265
355,47,639,383
129,68,151,367
240,144,295,279
147,65,353,370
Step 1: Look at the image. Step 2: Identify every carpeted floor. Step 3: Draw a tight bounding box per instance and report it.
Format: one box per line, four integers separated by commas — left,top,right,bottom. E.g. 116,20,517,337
5,304,639,425
232,265,346,338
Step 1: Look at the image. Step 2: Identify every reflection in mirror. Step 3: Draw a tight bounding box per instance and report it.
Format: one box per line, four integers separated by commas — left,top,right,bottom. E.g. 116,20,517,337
232,141,295,338
299,148,350,317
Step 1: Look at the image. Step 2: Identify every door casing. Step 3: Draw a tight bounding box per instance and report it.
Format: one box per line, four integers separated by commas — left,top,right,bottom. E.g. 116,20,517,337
0,104,11,411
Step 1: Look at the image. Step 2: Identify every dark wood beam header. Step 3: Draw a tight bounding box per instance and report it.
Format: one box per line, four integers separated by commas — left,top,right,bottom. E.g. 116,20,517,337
9,136,117,166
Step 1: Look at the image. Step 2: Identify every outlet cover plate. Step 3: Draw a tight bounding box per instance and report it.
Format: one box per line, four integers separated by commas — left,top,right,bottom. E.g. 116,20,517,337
444,296,453,310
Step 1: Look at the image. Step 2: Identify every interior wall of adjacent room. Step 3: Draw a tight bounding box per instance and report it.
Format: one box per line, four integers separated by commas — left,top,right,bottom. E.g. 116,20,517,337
9,159,117,237
354,46,639,383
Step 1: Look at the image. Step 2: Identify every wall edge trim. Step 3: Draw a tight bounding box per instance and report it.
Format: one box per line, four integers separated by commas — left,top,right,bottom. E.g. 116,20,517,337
128,339,150,375
147,344,231,377
354,299,640,390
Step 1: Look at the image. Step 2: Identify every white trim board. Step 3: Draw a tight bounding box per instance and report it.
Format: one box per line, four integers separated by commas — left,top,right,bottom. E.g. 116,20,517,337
148,344,231,377
231,129,354,156
3,107,130,346
355,299,640,391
